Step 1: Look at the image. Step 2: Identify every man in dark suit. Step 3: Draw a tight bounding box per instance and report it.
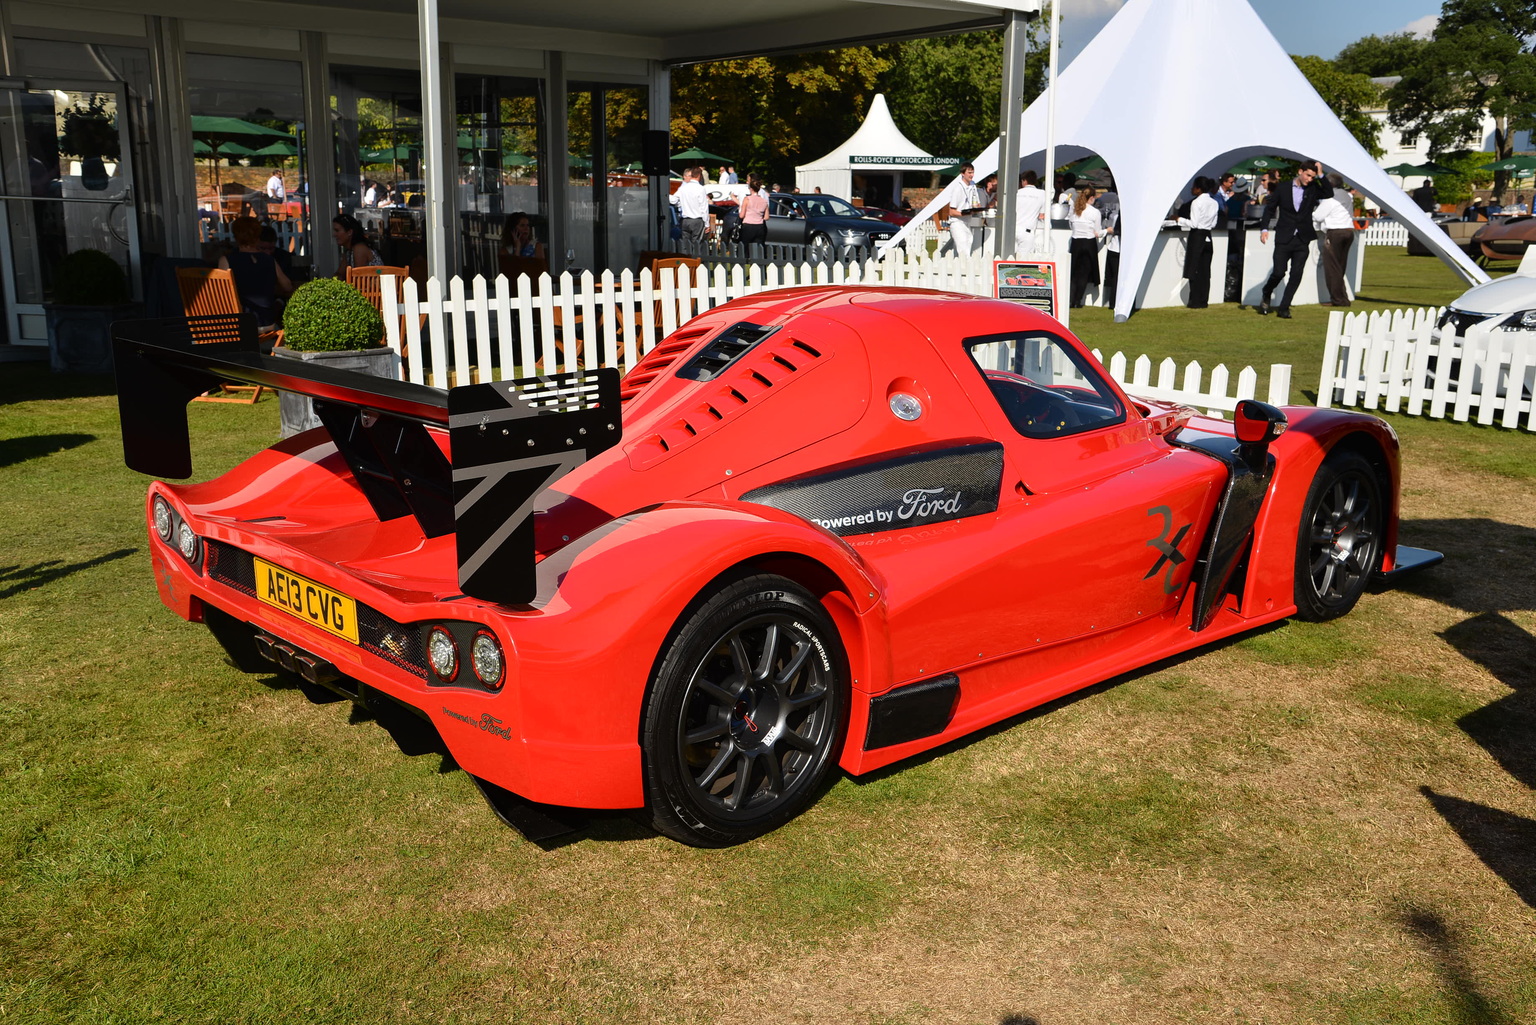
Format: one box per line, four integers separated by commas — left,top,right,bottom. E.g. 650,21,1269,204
1257,161,1332,318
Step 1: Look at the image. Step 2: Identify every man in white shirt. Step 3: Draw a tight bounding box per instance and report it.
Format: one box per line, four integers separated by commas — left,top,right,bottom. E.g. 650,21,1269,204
1177,176,1219,308
266,169,285,202
1313,172,1356,307
1013,169,1047,254
670,166,710,249
949,164,988,257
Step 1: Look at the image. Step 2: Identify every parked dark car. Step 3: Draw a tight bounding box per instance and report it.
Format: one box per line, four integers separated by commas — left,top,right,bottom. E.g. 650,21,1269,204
766,193,899,256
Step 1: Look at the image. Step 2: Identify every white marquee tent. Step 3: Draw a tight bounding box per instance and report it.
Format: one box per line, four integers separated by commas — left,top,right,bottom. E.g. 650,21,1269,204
795,94,955,205
879,0,1490,321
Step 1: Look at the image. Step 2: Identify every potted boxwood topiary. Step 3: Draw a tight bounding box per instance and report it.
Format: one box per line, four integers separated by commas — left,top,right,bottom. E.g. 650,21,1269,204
45,248,137,374
275,277,397,437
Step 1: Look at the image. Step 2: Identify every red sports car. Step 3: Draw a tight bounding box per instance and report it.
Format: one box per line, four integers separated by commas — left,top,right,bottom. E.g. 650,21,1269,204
114,289,1440,847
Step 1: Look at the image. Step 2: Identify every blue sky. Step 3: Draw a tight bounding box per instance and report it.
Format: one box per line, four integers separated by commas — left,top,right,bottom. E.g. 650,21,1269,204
1060,0,1441,65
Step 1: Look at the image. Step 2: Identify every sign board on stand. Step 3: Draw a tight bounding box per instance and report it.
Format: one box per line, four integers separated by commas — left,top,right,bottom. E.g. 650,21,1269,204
994,259,1064,327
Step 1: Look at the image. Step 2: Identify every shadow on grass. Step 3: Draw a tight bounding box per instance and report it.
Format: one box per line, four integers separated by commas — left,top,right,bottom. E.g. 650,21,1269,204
1398,901,1522,1023
0,548,136,600
1419,790,1536,911
848,620,1287,786
0,432,95,468
1390,516,1536,913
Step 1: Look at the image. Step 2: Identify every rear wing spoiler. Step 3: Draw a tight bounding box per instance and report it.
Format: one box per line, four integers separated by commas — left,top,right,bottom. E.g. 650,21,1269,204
113,315,621,606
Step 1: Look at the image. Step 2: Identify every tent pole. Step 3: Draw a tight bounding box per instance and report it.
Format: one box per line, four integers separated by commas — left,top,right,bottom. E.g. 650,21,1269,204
418,0,447,281
994,10,1028,258
1032,0,1058,256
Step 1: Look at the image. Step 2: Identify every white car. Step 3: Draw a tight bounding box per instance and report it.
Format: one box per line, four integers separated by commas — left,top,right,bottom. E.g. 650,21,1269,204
1432,250,1536,400
1435,248,1536,340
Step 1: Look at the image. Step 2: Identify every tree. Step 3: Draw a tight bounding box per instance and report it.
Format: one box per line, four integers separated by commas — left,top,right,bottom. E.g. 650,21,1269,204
876,15,1050,167
670,49,892,184
1386,0,1536,197
1292,55,1385,158
1333,32,1429,78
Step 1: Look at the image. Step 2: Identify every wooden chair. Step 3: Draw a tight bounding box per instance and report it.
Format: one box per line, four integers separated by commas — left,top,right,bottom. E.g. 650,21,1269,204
346,265,416,358
175,266,270,404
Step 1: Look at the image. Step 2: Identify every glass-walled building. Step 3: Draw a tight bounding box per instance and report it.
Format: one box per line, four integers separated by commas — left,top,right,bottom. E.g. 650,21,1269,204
0,5,663,352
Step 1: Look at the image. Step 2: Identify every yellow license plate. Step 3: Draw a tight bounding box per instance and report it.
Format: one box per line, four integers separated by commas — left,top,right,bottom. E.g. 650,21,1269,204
253,558,360,644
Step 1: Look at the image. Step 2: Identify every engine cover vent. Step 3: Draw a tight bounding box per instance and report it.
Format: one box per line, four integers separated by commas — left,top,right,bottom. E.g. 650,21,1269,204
676,321,780,382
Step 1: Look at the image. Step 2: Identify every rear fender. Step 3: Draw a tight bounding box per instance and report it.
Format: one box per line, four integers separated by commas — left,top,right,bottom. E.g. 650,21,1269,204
1238,407,1400,619
444,502,888,806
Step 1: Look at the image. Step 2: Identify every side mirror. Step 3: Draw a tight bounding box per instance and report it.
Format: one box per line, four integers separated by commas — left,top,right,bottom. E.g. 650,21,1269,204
1233,399,1288,460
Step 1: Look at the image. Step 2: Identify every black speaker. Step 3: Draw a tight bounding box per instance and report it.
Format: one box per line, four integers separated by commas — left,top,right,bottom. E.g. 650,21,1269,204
641,130,670,177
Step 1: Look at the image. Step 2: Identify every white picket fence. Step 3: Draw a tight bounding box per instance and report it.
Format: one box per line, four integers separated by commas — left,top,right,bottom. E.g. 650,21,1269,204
381,262,1290,417
1361,218,1410,247
1318,306,1536,429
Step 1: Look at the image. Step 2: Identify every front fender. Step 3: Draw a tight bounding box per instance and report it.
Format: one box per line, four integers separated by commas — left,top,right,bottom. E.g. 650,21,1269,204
444,501,887,808
1239,407,1401,619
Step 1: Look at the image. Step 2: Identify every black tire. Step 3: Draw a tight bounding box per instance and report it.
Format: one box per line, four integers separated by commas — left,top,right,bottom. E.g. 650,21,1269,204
1294,451,1384,621
808,234,834,261
642,574,847,847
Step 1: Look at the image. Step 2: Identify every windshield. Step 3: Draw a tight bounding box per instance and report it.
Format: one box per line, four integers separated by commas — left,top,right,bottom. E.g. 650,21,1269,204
799,196,861,218
966,331,1125,439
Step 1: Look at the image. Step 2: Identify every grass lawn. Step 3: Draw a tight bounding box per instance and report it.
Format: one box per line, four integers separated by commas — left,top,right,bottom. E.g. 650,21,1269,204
2,257,1534,1023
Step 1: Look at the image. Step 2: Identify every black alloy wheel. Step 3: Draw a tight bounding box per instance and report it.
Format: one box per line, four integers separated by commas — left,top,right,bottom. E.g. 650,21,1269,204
1293,451,1384,621
642,574,846,847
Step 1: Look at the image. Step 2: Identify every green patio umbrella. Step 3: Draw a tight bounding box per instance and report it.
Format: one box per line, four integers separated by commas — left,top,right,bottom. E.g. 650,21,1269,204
671,147,731,163
1478,155,1536,174
1415,161,1458,175
1228,155,1289,175
191,115,294,188
1382,162,1421,177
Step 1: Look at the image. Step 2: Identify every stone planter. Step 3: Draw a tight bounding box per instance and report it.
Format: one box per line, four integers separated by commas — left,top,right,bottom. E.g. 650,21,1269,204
273,345,401,438
45,303,140,374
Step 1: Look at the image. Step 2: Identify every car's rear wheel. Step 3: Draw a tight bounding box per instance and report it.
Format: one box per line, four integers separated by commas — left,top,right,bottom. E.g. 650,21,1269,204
641,574,846,847
1294,451,1383,621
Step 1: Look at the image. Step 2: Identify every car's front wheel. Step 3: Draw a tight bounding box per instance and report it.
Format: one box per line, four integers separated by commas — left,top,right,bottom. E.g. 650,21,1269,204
1293,451,1383,621
808,233,834,261
641,573,846,847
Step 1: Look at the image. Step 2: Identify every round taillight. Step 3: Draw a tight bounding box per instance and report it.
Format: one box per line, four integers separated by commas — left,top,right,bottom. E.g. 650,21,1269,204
427,626,459,682
471,631,504,690
153,496,174,541
176,521,201,563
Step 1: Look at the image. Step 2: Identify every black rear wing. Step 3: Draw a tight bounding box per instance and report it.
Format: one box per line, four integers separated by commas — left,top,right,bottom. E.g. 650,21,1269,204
113,315,621,605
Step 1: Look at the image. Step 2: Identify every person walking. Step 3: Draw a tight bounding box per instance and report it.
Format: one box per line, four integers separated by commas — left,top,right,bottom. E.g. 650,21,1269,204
1178,177,1218,309
1313,173,1355,307
1068,185,1104,308
1257,161,1331,318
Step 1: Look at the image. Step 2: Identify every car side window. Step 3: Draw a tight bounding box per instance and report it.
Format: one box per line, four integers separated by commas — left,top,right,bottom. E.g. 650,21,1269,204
966,332,1125,439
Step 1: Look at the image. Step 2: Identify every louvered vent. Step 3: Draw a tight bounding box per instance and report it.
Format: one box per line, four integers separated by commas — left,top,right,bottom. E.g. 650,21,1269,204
624,333,825,469
676,322,779,381
619,328,711,403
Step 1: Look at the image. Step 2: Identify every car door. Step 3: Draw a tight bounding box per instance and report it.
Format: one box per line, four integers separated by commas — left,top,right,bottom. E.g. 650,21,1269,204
876,328,1225,691
765,196,808,245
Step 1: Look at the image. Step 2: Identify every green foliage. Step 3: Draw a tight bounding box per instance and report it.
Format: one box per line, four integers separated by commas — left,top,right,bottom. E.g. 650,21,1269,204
670,48,892,184
1292,55,1385,158
1386,0,1536,196
51,249,129,306
1334,32,1430,78
57,95,120,160
280,278,384,352
1415,148,1497,206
